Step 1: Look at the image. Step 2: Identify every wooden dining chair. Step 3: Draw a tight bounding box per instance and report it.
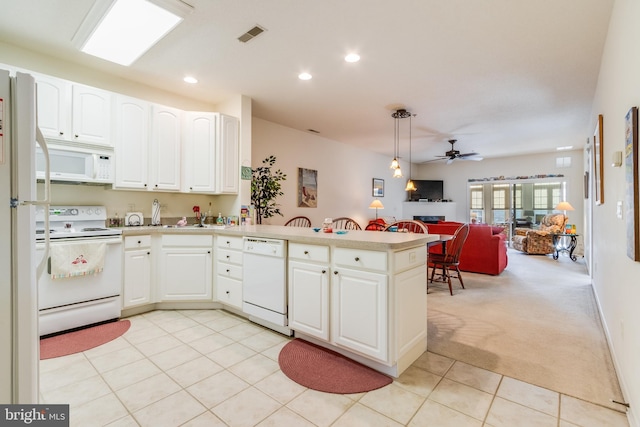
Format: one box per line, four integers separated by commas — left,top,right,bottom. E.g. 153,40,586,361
428,223,470,295
331,217,362,230
284,216,312,227
383,220,428,233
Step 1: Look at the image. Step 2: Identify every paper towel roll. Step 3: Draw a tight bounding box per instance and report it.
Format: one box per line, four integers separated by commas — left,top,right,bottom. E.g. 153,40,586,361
151,199,161,226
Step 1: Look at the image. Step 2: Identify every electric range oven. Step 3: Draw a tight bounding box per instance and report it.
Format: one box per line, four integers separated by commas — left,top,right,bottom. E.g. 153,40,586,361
36,206,123,336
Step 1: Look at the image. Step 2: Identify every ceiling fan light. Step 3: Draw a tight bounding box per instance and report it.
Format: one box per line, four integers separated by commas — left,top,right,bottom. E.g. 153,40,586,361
393,166,403,178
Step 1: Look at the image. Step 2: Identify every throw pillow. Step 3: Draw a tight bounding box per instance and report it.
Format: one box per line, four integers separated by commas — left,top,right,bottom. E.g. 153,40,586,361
491,226,505,235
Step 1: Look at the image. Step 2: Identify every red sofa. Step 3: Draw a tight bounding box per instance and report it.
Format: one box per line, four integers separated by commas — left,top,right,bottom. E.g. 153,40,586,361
425,221,508,275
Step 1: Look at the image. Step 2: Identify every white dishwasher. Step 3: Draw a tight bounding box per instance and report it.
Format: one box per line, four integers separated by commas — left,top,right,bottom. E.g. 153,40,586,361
242,237,291,335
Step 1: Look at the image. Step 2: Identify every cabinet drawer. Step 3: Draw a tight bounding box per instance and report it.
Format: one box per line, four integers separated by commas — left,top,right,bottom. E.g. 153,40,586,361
394,246,427,272
162,234,212,247
216,248,242,265
124,235,151,249
289,242,330,263
334,248,387,272
216,235,244,250
216,276,242,308
216,262,242,280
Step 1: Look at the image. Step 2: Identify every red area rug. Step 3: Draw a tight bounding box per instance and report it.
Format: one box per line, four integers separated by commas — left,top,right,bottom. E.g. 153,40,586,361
40,320,131,360
278,339,393,394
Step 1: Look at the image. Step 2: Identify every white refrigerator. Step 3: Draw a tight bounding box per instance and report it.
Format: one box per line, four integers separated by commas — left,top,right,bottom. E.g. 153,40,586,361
0,68,50,403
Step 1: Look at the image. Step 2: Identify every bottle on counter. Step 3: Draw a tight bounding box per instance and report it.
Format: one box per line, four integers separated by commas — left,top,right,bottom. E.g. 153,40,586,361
216,213,224,225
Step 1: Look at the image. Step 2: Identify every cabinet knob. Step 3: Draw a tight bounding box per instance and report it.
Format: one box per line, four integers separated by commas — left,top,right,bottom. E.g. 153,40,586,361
207,250,211,254
304,250,309,255
146,251,150,255
74,134,79,138
354,257,360,261
226,269,230,273
154,184,158,188
333,271,338,275
226,290,230,294
59,131,64,136
322,270,326,274
137,240,141,244
144,183,147,187
226,255,230,259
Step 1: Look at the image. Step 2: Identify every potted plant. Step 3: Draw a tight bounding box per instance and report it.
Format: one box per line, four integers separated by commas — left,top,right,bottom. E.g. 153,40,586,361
251,156,287,224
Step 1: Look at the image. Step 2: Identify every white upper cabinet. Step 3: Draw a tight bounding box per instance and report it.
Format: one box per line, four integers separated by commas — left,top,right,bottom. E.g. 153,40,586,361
182,112,218,193
35,74,112,146
150,104,182,191
114,95,150,190
217,114,239,194
182,112,239,194
72,84,112,145
35,74,71,141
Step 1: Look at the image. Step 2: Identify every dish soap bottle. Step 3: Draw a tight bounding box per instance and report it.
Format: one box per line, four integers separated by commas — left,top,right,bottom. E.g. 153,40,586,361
216,213,224,226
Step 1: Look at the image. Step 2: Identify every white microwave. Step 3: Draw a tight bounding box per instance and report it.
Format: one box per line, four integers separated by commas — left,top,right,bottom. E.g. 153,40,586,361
36,143,114,184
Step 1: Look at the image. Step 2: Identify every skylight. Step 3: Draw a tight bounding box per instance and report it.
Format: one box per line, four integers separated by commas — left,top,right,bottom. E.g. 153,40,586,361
73,0,192,66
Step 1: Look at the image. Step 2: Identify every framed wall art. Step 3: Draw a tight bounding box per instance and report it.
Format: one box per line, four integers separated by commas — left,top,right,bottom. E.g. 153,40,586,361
298,168,318,208
594,114,604,205
624,107,639,261
372,178,384,197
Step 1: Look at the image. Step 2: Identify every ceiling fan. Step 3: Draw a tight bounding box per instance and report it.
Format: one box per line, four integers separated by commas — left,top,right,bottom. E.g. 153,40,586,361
428,139,483,165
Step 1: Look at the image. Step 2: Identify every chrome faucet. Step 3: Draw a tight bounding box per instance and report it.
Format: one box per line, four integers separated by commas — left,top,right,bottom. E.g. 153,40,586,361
200,212,207,227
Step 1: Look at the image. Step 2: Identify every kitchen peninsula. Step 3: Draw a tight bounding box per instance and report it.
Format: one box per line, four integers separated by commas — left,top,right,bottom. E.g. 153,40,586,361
120,225,437,377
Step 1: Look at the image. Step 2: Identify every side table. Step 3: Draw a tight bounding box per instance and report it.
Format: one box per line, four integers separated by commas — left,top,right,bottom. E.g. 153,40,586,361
552,234,579,261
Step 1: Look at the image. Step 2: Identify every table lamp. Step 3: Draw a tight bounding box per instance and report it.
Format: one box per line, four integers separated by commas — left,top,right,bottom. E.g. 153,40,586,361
555,201,575,228
369,199,384,220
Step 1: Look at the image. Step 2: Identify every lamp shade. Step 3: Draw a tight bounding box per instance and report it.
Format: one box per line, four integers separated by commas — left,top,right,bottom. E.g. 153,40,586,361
369,199,384,209
555,201,575,211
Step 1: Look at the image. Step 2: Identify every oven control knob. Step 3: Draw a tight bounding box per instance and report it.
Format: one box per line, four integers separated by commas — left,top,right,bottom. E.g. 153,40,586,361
95,207,102,215
70,208,78,215
86,208,93,215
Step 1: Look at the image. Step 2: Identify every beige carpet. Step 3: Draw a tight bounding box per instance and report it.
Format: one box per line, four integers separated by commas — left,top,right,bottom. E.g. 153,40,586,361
427,248,624,411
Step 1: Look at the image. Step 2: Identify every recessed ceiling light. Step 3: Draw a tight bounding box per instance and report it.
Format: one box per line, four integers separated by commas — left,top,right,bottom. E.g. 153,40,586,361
298,72,312,81
345,53,360,63
73,0,192,66
183,76,198,84
557,146,574,151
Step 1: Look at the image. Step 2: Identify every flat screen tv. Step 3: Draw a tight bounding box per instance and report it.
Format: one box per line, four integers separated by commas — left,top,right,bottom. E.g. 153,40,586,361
409,180,444,201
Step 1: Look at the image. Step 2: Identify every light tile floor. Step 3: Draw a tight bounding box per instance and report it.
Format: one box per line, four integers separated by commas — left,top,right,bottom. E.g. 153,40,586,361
39,309,630,427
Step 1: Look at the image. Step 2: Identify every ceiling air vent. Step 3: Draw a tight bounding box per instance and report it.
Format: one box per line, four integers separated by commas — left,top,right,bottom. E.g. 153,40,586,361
238,25,266,43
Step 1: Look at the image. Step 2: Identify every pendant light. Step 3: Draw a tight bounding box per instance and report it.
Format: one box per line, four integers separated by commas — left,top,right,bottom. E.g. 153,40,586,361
405,114,417,191
390,109,411,178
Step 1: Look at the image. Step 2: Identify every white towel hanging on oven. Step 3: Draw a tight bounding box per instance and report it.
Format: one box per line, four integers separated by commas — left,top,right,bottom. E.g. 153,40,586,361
50,242,107,280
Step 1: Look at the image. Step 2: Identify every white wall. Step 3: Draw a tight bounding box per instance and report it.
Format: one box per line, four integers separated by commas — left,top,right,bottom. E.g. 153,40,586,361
589,0,640,424
252,118,410,227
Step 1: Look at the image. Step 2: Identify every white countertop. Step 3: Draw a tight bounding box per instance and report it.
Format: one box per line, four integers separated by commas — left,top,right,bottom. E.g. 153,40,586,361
120,224,438,251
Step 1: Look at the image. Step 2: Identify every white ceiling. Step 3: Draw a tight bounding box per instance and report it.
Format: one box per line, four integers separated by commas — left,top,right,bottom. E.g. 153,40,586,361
0,0,614,163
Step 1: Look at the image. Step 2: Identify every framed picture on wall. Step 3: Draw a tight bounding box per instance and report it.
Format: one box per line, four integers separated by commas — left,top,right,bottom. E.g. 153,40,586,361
624,107,639,261
594,114,604,205
298,168,318,208
372,178,384,197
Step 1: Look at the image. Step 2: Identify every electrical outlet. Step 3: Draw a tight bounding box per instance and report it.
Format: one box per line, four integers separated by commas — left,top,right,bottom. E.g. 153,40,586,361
616,201,623,219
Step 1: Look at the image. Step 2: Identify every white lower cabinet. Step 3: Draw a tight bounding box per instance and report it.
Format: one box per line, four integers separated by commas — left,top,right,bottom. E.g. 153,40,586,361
288,243,330,340
331,268,388,361
123,236,152,308
158,235,213,301
215,235,243,308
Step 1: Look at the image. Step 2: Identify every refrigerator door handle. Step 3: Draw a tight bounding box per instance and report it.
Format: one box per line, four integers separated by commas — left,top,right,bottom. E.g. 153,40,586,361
33,127,51,279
